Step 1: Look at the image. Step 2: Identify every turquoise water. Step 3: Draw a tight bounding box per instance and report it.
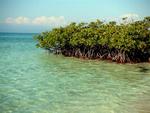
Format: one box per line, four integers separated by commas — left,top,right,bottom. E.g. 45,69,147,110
0,33,150,113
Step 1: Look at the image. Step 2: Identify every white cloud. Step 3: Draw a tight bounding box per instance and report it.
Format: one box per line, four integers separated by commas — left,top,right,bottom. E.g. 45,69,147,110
121,13,139,18
15,17,30,24
32,16,65,26
120,13,140,24
4,16,65,26
5,17,30,24
5,17,14,24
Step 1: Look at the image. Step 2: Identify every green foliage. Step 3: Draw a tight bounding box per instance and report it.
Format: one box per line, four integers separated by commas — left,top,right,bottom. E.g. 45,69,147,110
34,16,150,63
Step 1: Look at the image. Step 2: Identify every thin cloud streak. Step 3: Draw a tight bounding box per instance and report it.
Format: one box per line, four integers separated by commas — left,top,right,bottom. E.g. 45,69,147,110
4,13,141,26
5,17,30,24
4,16,66,26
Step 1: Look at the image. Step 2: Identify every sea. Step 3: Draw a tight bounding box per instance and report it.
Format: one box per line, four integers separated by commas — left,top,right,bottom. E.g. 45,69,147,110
0,32,150,113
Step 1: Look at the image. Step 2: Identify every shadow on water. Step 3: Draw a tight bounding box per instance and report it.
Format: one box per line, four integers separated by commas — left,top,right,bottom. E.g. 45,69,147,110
138,65,150,73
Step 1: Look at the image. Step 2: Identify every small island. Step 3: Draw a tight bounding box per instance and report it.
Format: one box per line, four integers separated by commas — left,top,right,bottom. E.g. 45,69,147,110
35,17,150,63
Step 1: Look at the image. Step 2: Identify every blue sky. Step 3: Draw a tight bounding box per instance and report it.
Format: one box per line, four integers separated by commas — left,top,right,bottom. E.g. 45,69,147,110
0,0,150,33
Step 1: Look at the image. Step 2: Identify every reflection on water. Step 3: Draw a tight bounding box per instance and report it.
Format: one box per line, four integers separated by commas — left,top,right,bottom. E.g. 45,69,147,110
0,33,150,113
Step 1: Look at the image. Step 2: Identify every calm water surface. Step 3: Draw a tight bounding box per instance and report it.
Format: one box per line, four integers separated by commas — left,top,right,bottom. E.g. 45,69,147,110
0,33,150,113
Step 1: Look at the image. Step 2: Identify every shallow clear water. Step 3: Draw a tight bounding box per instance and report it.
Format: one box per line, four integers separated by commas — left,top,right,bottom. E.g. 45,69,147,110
0,33,150,113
